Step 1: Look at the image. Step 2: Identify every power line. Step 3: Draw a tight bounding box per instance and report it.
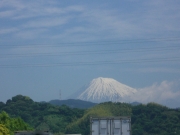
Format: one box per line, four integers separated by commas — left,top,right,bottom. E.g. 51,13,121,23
0,45,180,58
0,57,179,68
0,37,179,68
1,37,180,48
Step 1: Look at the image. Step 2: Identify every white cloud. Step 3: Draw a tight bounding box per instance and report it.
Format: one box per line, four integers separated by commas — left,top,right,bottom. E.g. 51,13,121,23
0,28,18,34
0,10,15,18
1,1,180,41
132,80,180,108
15,28,47,39
142,0,180,32
23,17,69,28
136,67,180,74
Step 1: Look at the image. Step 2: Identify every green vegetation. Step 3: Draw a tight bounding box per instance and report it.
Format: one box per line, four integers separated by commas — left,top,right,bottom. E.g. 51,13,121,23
65,102,131,135
0,95,84,133
0,95,180,135
49,99,97,109
0,111,32,135
132,102,180,135
0,124,10,135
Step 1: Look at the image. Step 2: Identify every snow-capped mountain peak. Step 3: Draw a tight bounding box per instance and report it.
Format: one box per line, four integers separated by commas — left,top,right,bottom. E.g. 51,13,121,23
70,77,137,103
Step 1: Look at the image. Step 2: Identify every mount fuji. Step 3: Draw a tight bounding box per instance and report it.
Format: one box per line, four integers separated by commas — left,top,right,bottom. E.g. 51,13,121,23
70,77,137,103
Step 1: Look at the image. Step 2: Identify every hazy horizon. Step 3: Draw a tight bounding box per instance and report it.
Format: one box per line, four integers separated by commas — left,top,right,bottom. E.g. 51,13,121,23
0,1,180,108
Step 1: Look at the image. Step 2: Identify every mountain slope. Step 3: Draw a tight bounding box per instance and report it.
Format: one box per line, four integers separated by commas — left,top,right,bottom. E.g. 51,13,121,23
49,99,97,109
70,77,137,103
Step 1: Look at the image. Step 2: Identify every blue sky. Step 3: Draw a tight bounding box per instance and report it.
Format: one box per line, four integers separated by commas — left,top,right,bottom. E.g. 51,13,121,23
0,0,180,107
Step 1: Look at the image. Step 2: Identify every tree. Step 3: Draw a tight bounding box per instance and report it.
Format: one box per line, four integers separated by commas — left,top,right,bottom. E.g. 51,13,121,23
0,124,10,135
0,111,32,134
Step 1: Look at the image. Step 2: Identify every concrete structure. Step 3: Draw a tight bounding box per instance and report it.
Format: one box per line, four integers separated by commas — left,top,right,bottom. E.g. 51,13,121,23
90,117,131,135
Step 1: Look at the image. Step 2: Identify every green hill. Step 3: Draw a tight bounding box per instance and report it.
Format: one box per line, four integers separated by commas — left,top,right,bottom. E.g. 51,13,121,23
49,99,97,109
65,102,180,135
0,111,32,135
65,102,132,135
131,103,180,135
0,95,85,134
1,95,180,135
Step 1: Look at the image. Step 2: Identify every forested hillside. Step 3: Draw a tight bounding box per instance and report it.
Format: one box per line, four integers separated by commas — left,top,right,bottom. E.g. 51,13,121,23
0,95,180,135
49,99,97,109
0,111,32,135
0,95,84,133
65,102,132,135
132,103,180,135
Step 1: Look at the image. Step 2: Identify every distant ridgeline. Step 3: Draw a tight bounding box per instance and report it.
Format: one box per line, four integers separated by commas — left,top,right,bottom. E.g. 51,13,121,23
14,130,52,135
48,99,97,109
0,95,180,135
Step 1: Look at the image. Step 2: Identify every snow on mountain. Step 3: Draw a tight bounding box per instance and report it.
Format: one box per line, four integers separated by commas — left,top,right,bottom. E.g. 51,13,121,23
70,77,137,103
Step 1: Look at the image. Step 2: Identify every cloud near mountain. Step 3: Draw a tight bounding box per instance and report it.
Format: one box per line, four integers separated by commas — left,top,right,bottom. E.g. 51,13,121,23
70,77,180,108
133,80,180,108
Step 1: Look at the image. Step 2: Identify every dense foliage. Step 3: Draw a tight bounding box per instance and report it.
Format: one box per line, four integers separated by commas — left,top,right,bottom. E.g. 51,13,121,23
0,95,180,135
49,99,97,109
0,124,10,135
132,103,180,135
65,102,132,135
0,95,84,133
0,111,32,135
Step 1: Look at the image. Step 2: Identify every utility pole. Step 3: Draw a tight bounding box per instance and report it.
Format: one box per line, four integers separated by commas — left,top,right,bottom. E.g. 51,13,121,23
59,89,61,100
